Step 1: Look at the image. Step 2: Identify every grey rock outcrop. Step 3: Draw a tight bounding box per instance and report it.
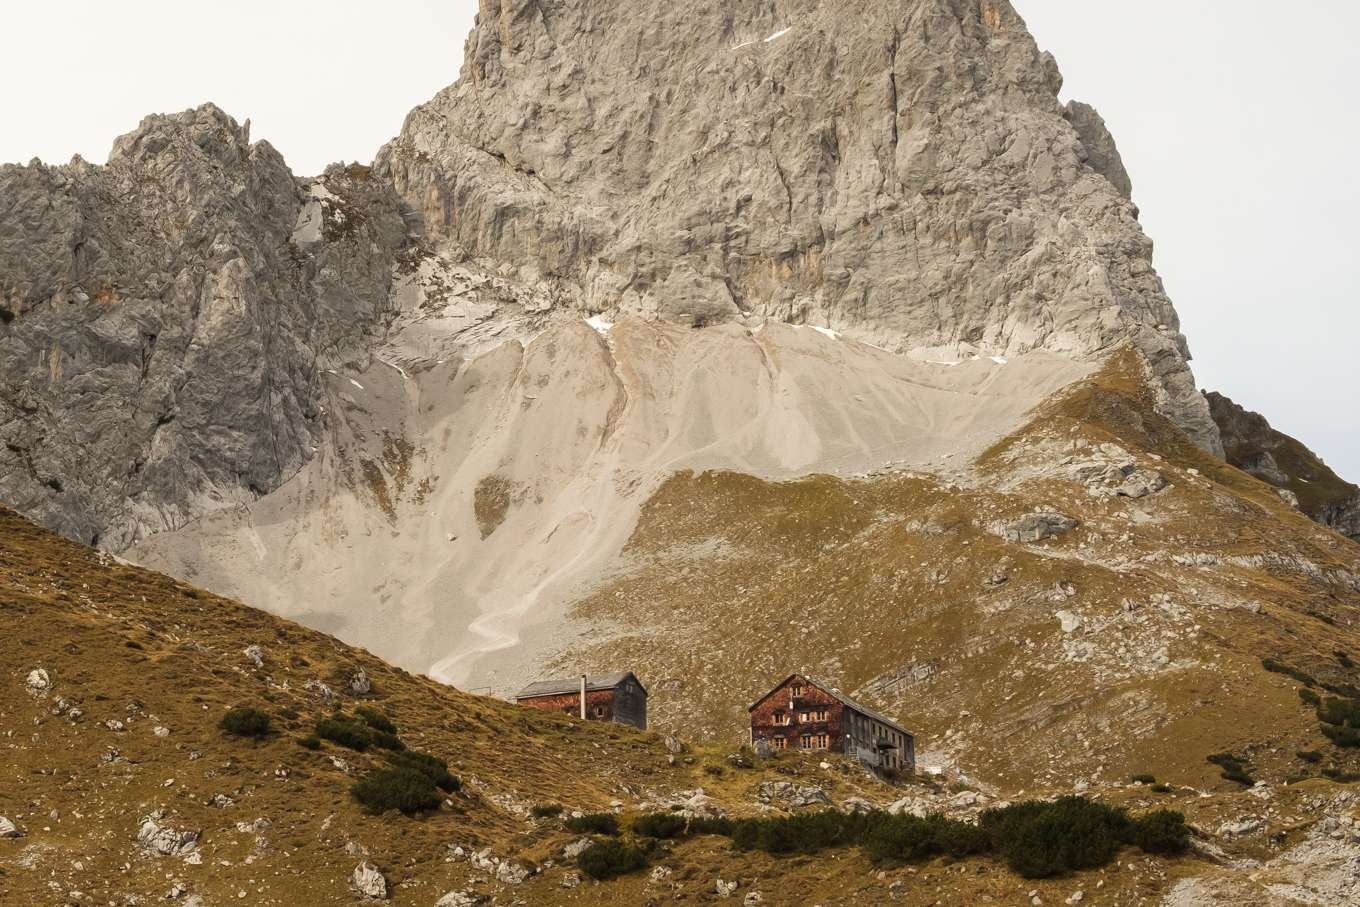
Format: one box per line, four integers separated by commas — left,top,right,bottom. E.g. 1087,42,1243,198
351,861,389,899
1206,391,1360,540
137,813,199,856
1064,101,1133,200
0,104,409,549
375,0,1219,453
1003,513,1078,543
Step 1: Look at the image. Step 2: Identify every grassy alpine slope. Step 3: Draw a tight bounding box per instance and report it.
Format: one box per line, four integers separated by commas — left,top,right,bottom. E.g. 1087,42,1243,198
3,348,1360,905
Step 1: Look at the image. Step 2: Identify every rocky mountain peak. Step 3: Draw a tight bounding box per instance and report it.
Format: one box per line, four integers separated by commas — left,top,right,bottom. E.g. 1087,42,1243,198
376,0,1220,452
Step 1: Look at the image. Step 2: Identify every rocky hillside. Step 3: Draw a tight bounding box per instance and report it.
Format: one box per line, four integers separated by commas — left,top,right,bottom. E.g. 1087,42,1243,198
4,504,1359,906
0,105,409,550
376,0,1220,452
1207,391,1360,541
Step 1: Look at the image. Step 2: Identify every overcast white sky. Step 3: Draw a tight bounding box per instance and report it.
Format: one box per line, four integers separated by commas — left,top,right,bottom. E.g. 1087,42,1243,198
3,1,1355,479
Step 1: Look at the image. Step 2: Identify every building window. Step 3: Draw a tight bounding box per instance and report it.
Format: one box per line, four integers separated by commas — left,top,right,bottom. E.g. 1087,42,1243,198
773,736,787,749
593,705,606,718
800,735,813,749
791,684,804,697
814,709,829,721
774,709,788,725
799,711,810,722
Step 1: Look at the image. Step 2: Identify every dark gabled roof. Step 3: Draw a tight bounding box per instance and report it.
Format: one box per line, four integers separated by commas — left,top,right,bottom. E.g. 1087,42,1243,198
748,673,913,740
514,671,646,700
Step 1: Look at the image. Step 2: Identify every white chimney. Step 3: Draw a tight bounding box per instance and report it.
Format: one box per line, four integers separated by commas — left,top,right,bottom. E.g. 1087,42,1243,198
579,674,587,720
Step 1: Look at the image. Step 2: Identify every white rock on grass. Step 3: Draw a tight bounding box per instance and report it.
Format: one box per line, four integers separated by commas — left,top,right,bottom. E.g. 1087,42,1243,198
434,891,486,907
563,837,593,859
0,816,24,838
716,878,739,897
137,813,199,856
25,668,50,692
242,645,265,668
351,862,388,899
349,669,372,695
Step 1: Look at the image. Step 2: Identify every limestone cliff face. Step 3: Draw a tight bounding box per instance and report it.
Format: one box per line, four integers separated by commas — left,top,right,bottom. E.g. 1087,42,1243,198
1206,391,1360,541
374,0,1220,453
0,105,409,548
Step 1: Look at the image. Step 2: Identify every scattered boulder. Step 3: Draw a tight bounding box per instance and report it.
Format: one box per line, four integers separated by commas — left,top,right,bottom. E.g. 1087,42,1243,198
758,780,831,808
349,669,372,696
841,796,878,814
744,893,764,906
716,878,739,897
1002,513,1078,543
561,871,581,889
137,813,199,856
664,734,684,755
496,860,530,884
434,892,485,907
650,866,673,882
1115,470,1167,499
242,645,265,668
25,668,50,692
1056,611,1083,634
0,816,24,838
351,861,388,899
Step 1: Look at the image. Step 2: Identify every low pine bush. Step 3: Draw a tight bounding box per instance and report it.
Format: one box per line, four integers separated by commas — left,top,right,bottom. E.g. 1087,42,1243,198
1127,810,1190,854
355,706,397,735
387,750,459,792
577,839,647,880
1131,773,1156,785
316,716,373,751
863,813,989,864
565,813,619,835
530,804,564,818
1262,658,1317,687
688,816,735,836
633,812,688,839
351,767,442,815
298,735,322,750
710,800,1189,879
1150,783,1173,793
981,797,1125,879
1207,753,1254,786
1297,750,1323,764
220,707,272,738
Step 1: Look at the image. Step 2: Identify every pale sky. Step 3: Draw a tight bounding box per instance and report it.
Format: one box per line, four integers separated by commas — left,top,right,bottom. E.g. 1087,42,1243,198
3,1,1355,480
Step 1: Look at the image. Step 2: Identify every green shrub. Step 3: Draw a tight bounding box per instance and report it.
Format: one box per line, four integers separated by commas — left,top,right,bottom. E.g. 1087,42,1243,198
980,797,1126,879
1337,651,1355,669
1316,697,1360,728
1297,750,1323,764
1300,688,1322,706
299,736,322,750
1150,783,1172,793
530,804,563,818
730,810,868,856
1262,658,1316,687
369,729,406,751
1321,723,1360,747
688,816,735,836
355,706,397,735
351,767,442,815
316,717,373,751
1131,773,1156,785
710,801,1189,879
220,707,272,738
565,813,619,835
864,813,989,864
1207,753,1254,786
633,812,688,839
1127,810,1190,854
387,750,459,792
577,839,647,880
